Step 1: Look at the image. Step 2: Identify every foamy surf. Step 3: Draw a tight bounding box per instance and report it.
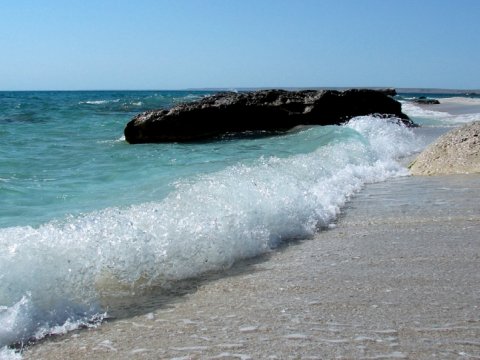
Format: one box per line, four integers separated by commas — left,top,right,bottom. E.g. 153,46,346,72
0,117,421,353
402,99,480,125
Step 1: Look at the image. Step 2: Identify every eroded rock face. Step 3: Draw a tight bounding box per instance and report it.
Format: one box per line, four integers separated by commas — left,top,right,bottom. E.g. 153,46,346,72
409,121,480,175
124,89,413,143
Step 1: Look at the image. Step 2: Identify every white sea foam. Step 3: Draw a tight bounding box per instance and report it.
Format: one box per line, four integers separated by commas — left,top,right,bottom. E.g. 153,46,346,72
401,101,450,119
0,346,22,360
0,117,421,348
79,99,120,105
401,101,480,125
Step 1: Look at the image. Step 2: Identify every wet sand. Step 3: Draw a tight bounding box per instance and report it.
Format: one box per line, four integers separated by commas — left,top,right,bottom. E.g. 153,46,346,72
23,174,480,359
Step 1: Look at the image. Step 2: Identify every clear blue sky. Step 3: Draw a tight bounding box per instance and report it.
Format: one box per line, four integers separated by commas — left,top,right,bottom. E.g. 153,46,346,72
1,0,479,90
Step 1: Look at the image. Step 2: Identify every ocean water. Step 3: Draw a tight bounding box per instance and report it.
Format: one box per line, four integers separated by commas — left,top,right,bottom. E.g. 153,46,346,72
0,90,479,356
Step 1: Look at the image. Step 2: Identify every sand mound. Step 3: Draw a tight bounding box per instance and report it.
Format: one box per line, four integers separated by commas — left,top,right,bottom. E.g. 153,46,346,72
410,121,480,175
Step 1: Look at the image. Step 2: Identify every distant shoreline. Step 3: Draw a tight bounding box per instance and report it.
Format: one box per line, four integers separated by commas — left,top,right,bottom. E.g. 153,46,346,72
184,87,480,94
1,87,479,94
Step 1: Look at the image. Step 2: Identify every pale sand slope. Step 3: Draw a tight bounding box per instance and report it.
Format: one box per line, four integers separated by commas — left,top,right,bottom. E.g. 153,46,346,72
24,175,480,360
410,121,480,176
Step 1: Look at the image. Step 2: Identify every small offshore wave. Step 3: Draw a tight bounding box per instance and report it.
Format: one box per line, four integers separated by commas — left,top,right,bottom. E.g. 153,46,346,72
79,99,121,105
96,135,126,144
76,92,210,113
172,94,204,104
0,117,421,350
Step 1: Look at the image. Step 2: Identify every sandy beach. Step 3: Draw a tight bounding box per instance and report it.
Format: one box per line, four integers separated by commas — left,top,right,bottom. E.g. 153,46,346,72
412,97,480,119
23,173,480,359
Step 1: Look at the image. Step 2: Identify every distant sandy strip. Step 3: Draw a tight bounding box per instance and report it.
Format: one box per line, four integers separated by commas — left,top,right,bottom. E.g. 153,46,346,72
422,97,480,116
24,173,480,359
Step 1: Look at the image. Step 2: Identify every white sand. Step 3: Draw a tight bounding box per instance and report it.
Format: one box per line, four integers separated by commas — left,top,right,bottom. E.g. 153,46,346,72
421,97,480,115
410,121,480,175
23,175,480,359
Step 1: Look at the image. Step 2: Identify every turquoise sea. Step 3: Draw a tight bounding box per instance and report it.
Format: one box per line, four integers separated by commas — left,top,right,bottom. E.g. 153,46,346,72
1,90,479,355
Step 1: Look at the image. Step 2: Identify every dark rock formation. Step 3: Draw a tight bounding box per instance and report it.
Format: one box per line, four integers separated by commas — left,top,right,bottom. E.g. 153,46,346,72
378,88,397,96
124,89,414,143
411,96,440,105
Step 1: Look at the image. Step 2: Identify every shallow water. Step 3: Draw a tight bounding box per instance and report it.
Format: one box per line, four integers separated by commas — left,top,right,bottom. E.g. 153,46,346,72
342,174,480,223
1,90,479,355
20,173,480,360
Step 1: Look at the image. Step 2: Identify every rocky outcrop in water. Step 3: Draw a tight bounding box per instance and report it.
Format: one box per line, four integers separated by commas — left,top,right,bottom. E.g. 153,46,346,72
378,88,397,96
124,89,414,143
411,96,440,105
409,121,480,175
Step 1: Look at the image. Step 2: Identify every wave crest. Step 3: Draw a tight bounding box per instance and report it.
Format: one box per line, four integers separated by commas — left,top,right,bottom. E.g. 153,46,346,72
0,117,421,348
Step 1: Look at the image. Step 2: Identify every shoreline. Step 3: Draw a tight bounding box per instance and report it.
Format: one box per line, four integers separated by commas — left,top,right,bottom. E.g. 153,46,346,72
23,174,480,359
408,95,480,117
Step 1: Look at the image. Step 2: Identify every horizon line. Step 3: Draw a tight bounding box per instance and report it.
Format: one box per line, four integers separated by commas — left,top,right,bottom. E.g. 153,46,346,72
0,87,479,93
